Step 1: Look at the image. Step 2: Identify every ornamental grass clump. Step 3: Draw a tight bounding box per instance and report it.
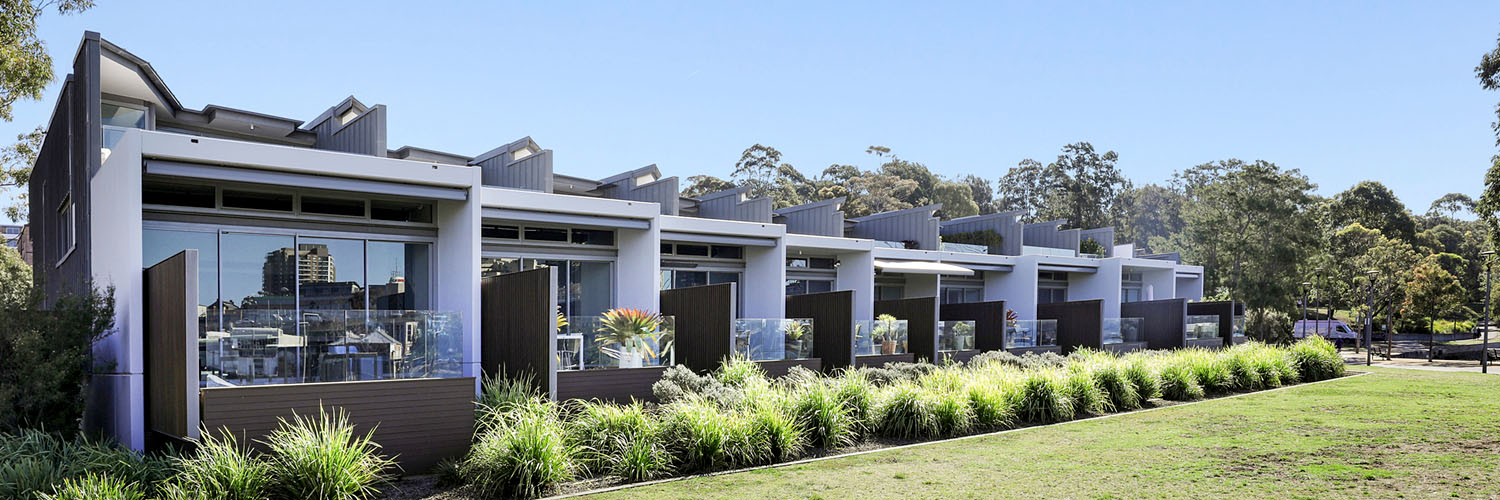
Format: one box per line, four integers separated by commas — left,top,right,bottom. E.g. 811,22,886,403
1062,368,1111,416
873,383,938,439
606,433,673,482
791,383,856,449
1183,350,1233,394
1289,336,1345,381
660,398,747,472
832,371,877,436
746,403,806,464
1157,360,1205,401
1015,370,1074,423
1221,346,1264,391
163,430,271,500
1086,360,1142,411
1248,345,1299,387
462,407,578,499
965,382,1018,431
0,429,174,500
1122,358,1161,402
928,389,975,437
262,407,394,500
35,473,144,500
565,401,657,476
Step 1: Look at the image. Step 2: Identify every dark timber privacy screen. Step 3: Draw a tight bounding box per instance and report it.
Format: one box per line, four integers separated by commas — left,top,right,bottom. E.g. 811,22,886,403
1123,298,1189,350
1187,300,1245,347
144,250,199,444
480,266,558,396
786,290,855,372
940,300,1006,362
661,282,737,372
1039,299,1103,355
874,296,938,363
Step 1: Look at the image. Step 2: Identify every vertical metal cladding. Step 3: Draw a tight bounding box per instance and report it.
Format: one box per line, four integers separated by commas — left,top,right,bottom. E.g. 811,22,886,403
696,187,773,223
774,198,846,237
848,205,941,250
1080,227,1116,256
939,211,1024,255
310,103,387,157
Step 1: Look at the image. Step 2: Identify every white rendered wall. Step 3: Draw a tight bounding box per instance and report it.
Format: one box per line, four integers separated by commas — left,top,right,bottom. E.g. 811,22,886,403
1140,267,1176,302
987,256,1038,320
433,168,483,380
89,129,146,450
616,225,661,312
1176,276,1204,301
1069,259,1123,319
742,241,786,318
837,251,875,322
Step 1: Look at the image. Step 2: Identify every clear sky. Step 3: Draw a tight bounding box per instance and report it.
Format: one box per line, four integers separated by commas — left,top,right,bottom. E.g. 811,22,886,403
6,1,1500,224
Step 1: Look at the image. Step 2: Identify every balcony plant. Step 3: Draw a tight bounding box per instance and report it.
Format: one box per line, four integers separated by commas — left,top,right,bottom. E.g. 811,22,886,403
596,308,663,368
874,314,900,355
784,320,810,359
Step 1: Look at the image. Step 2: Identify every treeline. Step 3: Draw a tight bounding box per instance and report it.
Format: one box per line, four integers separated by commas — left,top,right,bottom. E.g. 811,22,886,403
686,143,1485,331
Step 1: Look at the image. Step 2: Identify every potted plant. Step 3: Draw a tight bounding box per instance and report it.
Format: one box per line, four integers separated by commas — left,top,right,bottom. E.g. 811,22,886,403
596,308,663,368
784,320,810,359
875,314,900,355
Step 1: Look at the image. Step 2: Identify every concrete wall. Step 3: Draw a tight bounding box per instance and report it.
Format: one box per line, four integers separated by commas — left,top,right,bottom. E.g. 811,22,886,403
837,251,876,322
987,257,1038,320
1068,259,1122,319
743,241,786,318
1176,275,1205,301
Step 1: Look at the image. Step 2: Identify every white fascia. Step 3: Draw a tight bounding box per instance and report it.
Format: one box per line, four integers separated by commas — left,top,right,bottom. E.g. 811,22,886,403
658,215,784,238
785,234,874,253
138,130,474,188
480,186,660,220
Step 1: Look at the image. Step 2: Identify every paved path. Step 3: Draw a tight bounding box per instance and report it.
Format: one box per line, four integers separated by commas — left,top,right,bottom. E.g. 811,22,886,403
1343,354,1498,374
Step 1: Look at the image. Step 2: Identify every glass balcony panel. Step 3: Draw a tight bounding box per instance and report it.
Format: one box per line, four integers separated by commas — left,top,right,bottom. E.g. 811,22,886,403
938,320,977,351
1186,315,1221,341
1102,317,1145,344
1004,319,1058,348
733,319,815,361
203,309,462,387
1232,315,1246,338
854,319,909,356
558,314,676,370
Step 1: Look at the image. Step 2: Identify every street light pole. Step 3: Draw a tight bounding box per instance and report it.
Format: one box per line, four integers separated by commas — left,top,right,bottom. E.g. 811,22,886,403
1365,270,1379,366
1482,250,1494,374
1301,282,1311,341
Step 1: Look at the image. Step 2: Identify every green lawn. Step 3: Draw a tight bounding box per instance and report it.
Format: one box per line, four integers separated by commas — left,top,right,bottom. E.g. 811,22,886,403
575,367,1500,500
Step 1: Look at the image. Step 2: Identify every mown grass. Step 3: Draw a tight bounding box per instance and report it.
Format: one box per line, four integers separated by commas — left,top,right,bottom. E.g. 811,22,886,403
575,367,1500,500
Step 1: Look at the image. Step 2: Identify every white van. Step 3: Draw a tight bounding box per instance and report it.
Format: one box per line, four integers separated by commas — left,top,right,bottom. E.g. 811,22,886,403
1292,320,1359,339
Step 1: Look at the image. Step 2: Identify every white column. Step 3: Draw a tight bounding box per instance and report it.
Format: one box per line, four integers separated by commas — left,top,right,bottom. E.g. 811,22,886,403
742,241,786,318
433,167,483,381
987,256,1038,320
1142,268,1176,302
616,223,661,312
89,130,146,450
1069,259,1123,319
836,251,875,322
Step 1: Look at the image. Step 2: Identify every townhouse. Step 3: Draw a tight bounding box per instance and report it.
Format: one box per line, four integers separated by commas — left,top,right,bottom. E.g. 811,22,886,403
28,33,1227,469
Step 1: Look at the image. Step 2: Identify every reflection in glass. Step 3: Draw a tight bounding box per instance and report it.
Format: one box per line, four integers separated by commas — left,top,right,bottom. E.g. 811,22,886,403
556,315,676,370
142,229,218,337
733,318,814,361
1005,320,1058,348
297,238,365,311
369,241,430,310
1186,315,1220,341
938,320,976,351
854,318,909,356
1102,317,1145,344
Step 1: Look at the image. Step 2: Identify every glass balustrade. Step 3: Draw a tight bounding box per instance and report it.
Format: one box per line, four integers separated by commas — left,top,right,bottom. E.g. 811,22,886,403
1186,315,1221,341
732,318,815,361
1005,319,1058,348
203,309,462,387
1102,317,1145,344
938,320,977,351
556,314,676,370
1232,315,1246,338
854,318,909,356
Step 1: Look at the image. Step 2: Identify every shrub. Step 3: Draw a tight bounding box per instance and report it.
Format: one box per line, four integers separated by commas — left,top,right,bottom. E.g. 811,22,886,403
970,350,1068,371
0,429,173,499
1122,359,1160,402
1290,336,1345,381
463,410,577,499
715,356,768,388
1184,351,1233,394
0,278,117,437
1015,371,1074,423
36,473,144,500
1248,345,1298,387
929,389,975,437
565,401,656,475
965,383,1017,430
262,407,394,500
1157,362,1205,401
873,384,937,439
652,365,742,406
1222,347,1264,391
1087,361,1141,411
1062,369,1110,415
746,404,805,464
1245,308,1293,344
165,430,270,500
479,370,542,418
791,383,855,449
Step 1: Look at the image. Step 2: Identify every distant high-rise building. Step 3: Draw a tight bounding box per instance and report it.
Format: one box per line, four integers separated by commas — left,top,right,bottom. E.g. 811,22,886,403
261,245,336,295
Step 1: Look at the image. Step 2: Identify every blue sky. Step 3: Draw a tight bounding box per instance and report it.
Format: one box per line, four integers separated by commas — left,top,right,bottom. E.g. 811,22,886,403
6,1,1500,224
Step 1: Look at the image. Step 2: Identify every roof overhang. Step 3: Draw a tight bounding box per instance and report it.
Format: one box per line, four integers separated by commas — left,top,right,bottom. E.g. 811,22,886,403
874,259,975,276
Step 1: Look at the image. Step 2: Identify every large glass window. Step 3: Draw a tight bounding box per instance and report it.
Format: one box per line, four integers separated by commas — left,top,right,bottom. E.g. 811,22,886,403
942,287,982,304
482,257,612,318
785,278,834,296
369,241,430,310
143,229,218,336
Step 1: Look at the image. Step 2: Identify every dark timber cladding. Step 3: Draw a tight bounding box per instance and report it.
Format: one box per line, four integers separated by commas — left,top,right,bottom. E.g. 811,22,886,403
940,300,1007,352
199,377,475,472
144,250,198,442
29,33,100,298
875,296,939,362
556,367,668,403
660,283,736,372
856,353,916,367
1039,299,1103,354
1188,300,1244,347
1124,298,1188,350
480,267,558,396
786,290,855,372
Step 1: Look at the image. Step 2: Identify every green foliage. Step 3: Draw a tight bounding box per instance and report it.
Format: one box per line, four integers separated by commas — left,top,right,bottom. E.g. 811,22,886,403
659,398,752,472
478,370,542,420
1157,361,1205,401
565,400,657,476
1289,336,1345,382
1402,254,1467,325
873,384,938,439
746,403,805,464
0,429,173,499
941,229,1004,253
1244,308,1292,344
927,389,975,437
1061,368,1110,415
964,383,1017,431
969,350,1068,371
1123,358,1161,401
1015,371,1074,423
35,473,144,500
1079,237,1106,256
715,355,768,388
0,279,116,436
463,405,577,499
999,142,1131,229
606,431,672,483
1,1,94,122
791,383,855,449
262,407,394,500
163,430,270,500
